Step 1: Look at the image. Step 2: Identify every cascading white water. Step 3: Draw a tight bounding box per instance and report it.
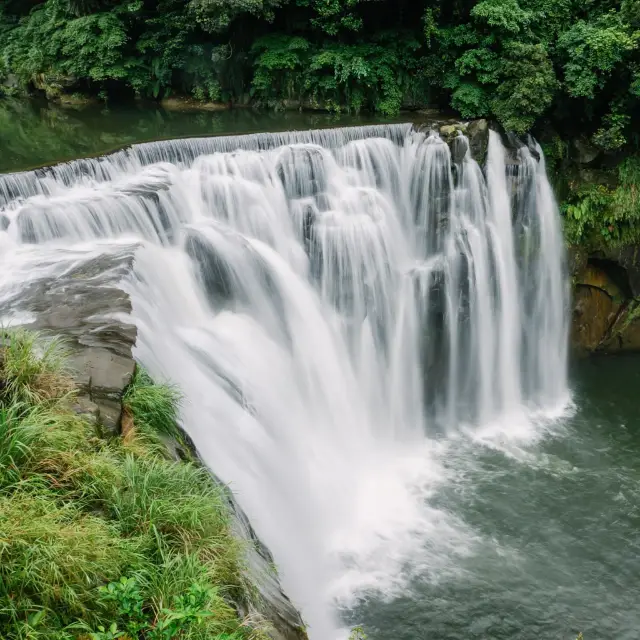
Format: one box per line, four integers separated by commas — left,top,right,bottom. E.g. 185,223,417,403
0,124,569,638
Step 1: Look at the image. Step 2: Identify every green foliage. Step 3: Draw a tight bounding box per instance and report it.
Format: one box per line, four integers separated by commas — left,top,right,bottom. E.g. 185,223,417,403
491,41,556,133
592,109,631,150
187,0,283,34
251,33,423,115
0,0,639,136
124,368,181,440
0,329,72,406
296,0,368,36
87,575,227,640
349,626,368,640
562,156,640,249
471,0,532,34
0,330,261,640
0,403,52,487
3,0,139,87
557,14,637,100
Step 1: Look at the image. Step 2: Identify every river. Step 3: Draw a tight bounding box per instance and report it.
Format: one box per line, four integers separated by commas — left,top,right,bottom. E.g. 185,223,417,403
1,101,639,640
0,98,408,172
348,354,640,640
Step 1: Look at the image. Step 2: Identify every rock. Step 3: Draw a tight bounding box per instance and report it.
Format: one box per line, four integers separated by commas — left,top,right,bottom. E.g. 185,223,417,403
32,73,82,101
0,74,27,98
573,136,601,165
439,124,457,139
223,484,308,640
567,245,588,280
572,286,620,352
609,245,640,297
467,119,489,164
571,263,626,353
67,346,135,434
439,123,468,144
160,96,230,111
600,300,640,353
413,109,461,131
450,134,469,164
71,396,101,427
580,264,626,302
3,247,138,433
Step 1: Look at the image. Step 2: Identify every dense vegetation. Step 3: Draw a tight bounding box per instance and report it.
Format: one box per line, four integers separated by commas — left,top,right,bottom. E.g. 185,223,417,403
0,0,638,142
0,0,639,252
0,329,267,640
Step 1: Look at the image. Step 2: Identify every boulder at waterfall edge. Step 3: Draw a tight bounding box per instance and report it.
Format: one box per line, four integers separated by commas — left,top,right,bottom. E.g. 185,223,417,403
434,118,489,164
3,246,308,640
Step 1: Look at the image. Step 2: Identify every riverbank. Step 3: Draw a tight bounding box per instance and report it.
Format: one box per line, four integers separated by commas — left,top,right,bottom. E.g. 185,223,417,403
0,328,307,640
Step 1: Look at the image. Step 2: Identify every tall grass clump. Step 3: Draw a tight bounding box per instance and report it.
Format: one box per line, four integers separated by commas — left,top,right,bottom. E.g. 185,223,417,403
0,329,74,406
0,490,137,623
0,329,267,640
0,403,44,487
124,368,181,440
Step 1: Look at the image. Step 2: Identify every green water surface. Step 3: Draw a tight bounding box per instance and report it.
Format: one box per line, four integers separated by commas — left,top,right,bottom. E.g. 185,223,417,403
0,98,408,173
351,355,640,640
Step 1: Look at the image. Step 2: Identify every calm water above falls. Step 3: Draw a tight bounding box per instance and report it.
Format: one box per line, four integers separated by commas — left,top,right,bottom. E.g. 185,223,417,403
0,99,407,172
0,114,637,640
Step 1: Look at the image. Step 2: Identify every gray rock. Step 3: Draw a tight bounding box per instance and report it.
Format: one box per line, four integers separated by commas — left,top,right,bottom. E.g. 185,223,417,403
610,245,640,298
224,483,308,640
71,396,101,427
439,124,458,139
3,247,138,433
450,134,470,164
573,136,601,165
467,119,489,164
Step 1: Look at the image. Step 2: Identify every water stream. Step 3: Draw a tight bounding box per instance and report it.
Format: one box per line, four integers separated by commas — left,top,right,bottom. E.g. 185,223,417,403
0,120,633,640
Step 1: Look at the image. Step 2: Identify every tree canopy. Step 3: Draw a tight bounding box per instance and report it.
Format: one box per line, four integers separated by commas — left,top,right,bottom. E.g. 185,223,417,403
0,0,639,145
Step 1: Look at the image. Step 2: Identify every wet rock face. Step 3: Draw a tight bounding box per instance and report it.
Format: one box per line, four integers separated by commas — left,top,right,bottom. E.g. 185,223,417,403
572,136,601,165
570,260,640,355
4,247,138,433
431,119,488,165
572,285,621,353
466,119,489,164
217,476,309,640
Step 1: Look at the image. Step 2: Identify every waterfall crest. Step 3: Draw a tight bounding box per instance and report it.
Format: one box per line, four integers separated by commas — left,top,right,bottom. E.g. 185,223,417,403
0,124,569,637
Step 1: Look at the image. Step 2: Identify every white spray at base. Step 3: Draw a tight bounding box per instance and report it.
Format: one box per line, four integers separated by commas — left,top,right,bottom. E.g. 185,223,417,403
0,125,569,637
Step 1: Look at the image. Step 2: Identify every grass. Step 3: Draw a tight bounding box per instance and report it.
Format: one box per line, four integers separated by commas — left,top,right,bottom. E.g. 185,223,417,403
123,368,182,441
0,329,266,640
0,329,74,407
0,489,136,623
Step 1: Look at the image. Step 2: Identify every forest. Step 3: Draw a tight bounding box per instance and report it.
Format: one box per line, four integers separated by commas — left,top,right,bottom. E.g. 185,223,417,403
1,0,640,250
0,0,638,142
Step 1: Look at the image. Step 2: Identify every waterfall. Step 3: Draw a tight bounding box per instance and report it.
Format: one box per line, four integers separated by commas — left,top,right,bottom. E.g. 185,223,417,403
0,124,569,637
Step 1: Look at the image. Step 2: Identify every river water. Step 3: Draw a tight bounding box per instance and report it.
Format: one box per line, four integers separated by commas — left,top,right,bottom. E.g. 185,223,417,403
0,103,639,640
349,354,640,640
